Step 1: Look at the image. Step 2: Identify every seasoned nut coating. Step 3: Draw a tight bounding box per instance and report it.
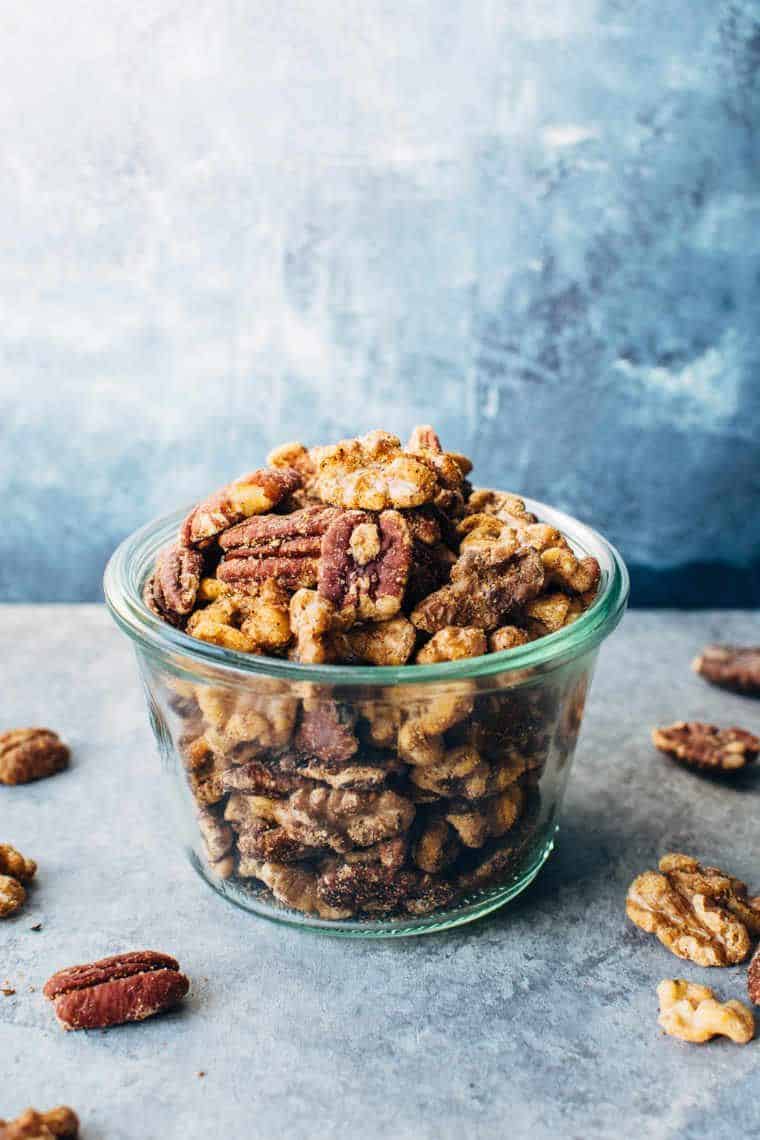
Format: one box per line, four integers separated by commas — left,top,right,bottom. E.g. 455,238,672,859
411,546,544,634
319,510,412,622
415,627,487,664
218,505,341,591
0,874,26,917
44,950,189,1030
653,722,760,773
314,430,439,510
626,853,760,966
182,466,302,547
0,1106,79,1139
0,729,69,785
692,645,760,695
749,944,760,1006
149,542,203,621
657,979,754,1044
0,844,36,882
333,616,417,666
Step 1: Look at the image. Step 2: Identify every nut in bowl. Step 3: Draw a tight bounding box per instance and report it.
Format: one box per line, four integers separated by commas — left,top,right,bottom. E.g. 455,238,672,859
104,428,628,935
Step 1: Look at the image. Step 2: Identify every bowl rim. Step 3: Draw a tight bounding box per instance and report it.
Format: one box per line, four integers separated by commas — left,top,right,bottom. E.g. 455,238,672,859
103,495,629,687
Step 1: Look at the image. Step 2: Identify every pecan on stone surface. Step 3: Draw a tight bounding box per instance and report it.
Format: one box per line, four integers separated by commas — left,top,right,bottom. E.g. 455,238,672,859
181,466,302,547
657,979,754,1044
411,545,544,634
0,729,69,786
144,542,203,624
314,430,440,510
0,1107,79,1140
652,722,760,773
749,945,760,1006
218,505,341,592
626,853,760,966
692,645,760,696
44,950,189,1031
318,509,412,623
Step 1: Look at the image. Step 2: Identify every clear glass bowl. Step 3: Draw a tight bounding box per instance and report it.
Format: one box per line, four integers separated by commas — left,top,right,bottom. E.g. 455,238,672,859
104,498,628,937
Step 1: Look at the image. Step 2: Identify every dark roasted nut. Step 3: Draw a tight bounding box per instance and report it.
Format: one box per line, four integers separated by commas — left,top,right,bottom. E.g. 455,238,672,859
237,820,320,864
445,785,524,848
316,859,454,916
626,853,760,966
295,701,358,762
653,722,760,773
749,944,760,1006
149,542,203,622
0,1106,79,1139
0,844,36,883
314,430,439,510
0,874,26,917
43,951,189,1030
318,509,412,622
222,759,301,797
692,645,760,695
181,467,302,547
0,729,70,786
415,626,487,664
333,617,417,666
218,506,341,591
412,816,460,873
411,546,544,634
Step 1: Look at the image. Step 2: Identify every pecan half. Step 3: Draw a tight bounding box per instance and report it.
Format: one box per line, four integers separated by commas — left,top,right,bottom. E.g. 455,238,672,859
318,509,412,622
0,729,69,785
749,944,760,1006
218,505,341,591
44,950,189,1030
692,645,760,695
411,546,544,634
0,1107,79,1140
181,467,302,547
314,430,440,510
145,542,203,623
657,979,754,1044
626,853,760,966
652,722,760,773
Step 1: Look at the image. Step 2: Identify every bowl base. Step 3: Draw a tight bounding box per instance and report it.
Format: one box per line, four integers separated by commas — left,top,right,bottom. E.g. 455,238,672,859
187,828,557,938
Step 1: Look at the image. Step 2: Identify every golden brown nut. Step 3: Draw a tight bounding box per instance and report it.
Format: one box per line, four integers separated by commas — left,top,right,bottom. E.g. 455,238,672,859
415,627,487,665
657,979,754,1044
0,844,36,883
314,430,439,510
488,626,530,652
445,785,524,848
333,617,417,666
0,874,26,918
0,1106,79,1139
0,729,70,786
626,853,760,965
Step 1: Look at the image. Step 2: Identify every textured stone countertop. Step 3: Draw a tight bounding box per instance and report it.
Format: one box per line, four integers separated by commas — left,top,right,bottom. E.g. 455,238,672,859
2,606,759,1139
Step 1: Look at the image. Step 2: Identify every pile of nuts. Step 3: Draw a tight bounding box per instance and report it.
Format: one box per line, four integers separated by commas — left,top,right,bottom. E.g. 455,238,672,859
143,427,600,919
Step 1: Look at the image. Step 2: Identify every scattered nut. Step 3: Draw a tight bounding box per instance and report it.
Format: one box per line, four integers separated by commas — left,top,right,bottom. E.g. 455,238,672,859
0,1106,79,1139
626,853,760,966
652,722,760,773
657,979,754,1044
0,876,26,918
0,730,69,785
0,844,37,882
749,944,760,1006
692,645,760,695
44,950,190,1030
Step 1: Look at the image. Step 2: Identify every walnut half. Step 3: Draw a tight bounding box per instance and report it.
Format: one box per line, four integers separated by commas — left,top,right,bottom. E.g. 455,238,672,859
657,979,754,1044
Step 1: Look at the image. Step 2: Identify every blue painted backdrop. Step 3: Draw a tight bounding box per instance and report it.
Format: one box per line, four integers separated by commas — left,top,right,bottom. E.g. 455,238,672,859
1,1,758,605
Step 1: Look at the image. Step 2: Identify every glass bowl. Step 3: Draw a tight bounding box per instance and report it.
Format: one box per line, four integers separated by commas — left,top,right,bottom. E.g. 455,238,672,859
104,498,628,937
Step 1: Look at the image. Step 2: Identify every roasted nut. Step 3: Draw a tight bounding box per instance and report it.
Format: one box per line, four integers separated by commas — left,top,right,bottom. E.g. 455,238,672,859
652,722,760,773
289,589,340,664
0,1106,79,1139
251,859,352,920
0,875,26,918
243,785,415,853
0,729,70,786
488,626,530,652
316,859,455,916
540,546,600,596
318,510,412,622
415,626,487,664
525,592,573,636
197,808,234,877
314,430,440,510
411,546,544,634
692,645,760,695
187,581,291,654
218,505,341,591
464,489,537,525
445,785,524,848
657,979,754,1044
145,542,203,623
333,616,417,666
294,701,359,763
626,853,760,966
749,944,760,1006
181,466,302,547
412,816,460,873
43,950,190,1030
411,745,524,801
0,844,36,883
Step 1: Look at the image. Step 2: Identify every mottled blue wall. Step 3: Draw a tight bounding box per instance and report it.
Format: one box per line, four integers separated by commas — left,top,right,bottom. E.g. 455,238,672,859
1,1,759,604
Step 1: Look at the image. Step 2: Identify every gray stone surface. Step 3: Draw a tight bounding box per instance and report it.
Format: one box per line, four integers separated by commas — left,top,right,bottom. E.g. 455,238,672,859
2,3,760,605
2,606,759,1139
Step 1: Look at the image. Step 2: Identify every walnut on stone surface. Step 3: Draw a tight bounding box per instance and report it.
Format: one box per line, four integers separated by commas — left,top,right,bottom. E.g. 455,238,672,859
652,722,760,773
692,645,760,695
657,979,754,1044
